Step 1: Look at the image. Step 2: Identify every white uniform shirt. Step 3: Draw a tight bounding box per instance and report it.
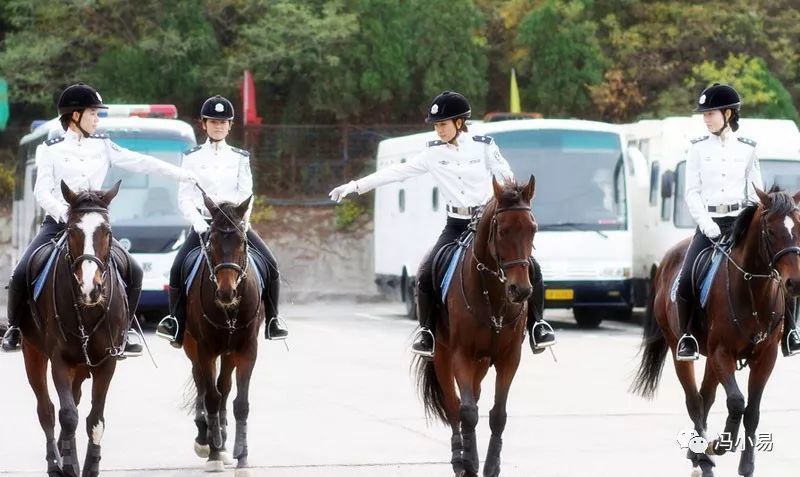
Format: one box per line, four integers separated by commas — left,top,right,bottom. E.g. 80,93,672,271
355,134,515,218
178,139,254,224
685,130,763,225
34,128,187,222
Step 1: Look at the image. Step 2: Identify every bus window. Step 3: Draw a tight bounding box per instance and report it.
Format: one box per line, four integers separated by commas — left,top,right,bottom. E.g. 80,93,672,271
432,187,439,211
673,162,694,228
649,161,660,206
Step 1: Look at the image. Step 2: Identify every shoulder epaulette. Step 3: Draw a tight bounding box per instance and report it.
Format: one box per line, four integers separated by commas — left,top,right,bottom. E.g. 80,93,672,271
184,145,202,155
737,136,757,147
231,147,250,157
44,137,65,146
472,135,493,144
89,133,108,139
426,140,446,147
690,135,709,144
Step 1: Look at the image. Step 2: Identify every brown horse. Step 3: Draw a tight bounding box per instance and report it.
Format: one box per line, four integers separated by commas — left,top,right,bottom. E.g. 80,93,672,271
21,180,128,477
414,176,536,477
632,186,800,477
183,192,263,473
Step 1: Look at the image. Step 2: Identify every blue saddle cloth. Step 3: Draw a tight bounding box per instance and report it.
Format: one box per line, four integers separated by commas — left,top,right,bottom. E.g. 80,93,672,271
31,235,67,301
670,242,730,308
432,231,474,304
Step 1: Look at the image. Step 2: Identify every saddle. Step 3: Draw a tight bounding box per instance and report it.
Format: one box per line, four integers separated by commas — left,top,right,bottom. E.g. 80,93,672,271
432,229,475,304
181,246,267,294
28,235,131,302
671,236,734,308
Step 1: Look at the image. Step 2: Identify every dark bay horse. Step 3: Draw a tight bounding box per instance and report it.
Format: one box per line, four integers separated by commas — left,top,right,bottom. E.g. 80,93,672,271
21,180,128,477
183,192,264,473
414,176,536,477
633,186,800,477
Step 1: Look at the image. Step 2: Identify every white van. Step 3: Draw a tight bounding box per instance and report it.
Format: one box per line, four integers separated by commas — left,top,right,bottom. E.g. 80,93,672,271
373,119,649,327
625,116,800,276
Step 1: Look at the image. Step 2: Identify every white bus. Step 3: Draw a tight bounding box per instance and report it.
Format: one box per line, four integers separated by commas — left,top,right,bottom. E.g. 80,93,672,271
14,105,196,320
373,119,649,327
625,116,800,276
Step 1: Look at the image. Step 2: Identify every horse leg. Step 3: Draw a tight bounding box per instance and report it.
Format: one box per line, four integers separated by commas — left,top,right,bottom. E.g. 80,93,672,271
434,346,464,476
190,362,210,458
232,350,257,470
708,350,745,458
673,358,715,476
738,349,777,477
22,344,61,476
483,350,522,477
51,360,81,477
81,361,115,477
217,354,236,466
699,358,719,431
197,351,225,472
454,351,479,477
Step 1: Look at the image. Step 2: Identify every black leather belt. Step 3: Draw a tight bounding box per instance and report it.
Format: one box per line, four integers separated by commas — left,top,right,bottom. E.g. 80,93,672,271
707,202,744,213
446,205,478,216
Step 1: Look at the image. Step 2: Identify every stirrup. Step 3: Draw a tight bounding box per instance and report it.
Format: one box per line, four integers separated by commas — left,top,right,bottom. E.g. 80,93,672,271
266,316,288,341
676,333,700,361
1,326,21,352
531,321,556,349
155,315,179,341
784,329,800,357
122,329,144,358
410,328,435,359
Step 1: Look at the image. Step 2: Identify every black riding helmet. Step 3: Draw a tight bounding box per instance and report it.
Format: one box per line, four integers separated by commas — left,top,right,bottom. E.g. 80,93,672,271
57,83,108,137
694,83,741,133
201,95,235,120
425,91,471,124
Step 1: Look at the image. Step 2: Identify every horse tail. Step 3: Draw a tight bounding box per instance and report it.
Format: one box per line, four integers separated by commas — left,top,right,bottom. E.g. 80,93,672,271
181,373,198,414
631,268,668,399
412,355,448,424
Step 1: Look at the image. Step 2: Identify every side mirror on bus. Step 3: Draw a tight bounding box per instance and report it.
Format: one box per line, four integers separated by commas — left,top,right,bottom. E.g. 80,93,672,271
661,171,675,199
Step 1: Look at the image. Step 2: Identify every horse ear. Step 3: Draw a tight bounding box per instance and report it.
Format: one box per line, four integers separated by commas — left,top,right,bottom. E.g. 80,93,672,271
60,180,78,205
101,180,122,205
754,184,769,206
522,174,536,203
202,190,218,215
492,175,503,199
236,195,252,219
793,190,800,205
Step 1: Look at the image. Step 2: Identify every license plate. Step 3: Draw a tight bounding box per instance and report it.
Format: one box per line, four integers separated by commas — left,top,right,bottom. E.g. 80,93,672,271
546,289,574,300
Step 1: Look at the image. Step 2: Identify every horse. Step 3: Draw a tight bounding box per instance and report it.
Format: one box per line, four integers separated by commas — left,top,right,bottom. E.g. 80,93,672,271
413,176,536,477
182,192,264,473
632,186,800,477
20,180,129,477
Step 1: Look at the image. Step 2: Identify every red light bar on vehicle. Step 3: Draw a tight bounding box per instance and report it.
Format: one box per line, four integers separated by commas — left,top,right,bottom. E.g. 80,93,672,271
100,104,178,119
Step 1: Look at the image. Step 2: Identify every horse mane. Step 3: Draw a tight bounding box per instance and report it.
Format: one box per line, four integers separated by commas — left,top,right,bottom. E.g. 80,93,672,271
731,185,794,244
493,178,530,209
73,190,109,210
211,201,245,226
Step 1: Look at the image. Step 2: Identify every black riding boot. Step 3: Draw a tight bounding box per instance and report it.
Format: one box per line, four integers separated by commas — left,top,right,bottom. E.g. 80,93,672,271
782,298,800,357
1,281,26,352
676,297,699,361
123,285,143,356
527,259,555,354
264,273,288,340
156,287,185,348
411,288,436,358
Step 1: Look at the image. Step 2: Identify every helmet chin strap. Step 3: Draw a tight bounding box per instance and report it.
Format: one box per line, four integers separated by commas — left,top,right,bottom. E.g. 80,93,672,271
712,109,730,136
71,110,91,138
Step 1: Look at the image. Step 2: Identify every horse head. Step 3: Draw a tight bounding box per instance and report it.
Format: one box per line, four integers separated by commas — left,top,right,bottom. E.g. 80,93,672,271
752,186,800,296
61,180,120,307
487,175,537,304
202,191,252,308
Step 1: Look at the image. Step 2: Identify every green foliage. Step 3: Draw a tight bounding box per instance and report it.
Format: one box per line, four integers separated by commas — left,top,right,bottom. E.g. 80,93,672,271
249,195,275,224
334,199,366,231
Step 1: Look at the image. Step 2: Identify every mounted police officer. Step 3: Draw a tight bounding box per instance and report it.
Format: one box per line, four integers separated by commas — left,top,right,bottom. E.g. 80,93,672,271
676,83,800,360
156,95,288,347
1,83,199,355
329,91,556,358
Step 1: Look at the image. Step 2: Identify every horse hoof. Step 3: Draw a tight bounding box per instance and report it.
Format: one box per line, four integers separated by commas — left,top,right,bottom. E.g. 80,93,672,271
204,459,225,472
220,451,235,466
194,441,210,458
691,469,701,477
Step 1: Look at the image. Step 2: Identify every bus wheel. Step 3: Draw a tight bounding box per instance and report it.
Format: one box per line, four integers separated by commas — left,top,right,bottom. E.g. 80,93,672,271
404,277,417,321
573,308,602,328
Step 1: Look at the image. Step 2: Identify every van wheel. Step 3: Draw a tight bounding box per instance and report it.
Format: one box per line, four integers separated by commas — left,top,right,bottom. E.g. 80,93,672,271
573,308,602,328
405,278,417,321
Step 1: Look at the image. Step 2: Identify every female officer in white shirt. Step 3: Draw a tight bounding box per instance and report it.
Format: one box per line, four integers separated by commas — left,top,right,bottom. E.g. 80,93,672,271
1,83,198,355
676,83,800,360
329,91,556,358
156,95,288,347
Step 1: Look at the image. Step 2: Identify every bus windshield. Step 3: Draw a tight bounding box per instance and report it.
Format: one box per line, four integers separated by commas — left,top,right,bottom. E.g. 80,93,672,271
102,137,192,227
491,129,627,231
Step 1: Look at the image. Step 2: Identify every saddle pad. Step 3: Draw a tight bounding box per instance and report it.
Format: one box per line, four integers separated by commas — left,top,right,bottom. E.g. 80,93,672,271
439,246,463,304
32,234,67,301
699,250,723,307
